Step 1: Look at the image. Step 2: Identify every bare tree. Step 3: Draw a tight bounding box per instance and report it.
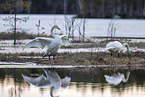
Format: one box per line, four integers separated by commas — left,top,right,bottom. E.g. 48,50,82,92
1,0,31,45
78,19,87,42
107,20,119,39
64,16,79,41
36,20,45,36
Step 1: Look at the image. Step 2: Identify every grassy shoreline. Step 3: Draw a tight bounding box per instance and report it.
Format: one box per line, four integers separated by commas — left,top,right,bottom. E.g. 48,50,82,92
0,51,145,65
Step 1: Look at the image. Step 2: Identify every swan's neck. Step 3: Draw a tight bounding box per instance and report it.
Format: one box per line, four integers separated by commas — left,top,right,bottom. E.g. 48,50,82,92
54,35,61,43
50,86,54,97
51,26,56,37
123,43,130,54
122,72,130,82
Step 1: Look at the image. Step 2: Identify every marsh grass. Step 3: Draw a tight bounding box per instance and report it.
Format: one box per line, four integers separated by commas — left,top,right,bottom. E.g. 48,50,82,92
71,38,94,43
1,51,145,65
129,42,145,48
0,32,49,40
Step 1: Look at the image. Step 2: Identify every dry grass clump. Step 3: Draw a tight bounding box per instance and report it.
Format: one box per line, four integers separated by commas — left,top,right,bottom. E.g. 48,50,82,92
0,53,19,61
37,52,145,65
1,51,145,65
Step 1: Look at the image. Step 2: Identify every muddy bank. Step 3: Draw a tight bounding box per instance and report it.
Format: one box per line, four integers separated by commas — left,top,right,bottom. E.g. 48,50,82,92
0,51,145,65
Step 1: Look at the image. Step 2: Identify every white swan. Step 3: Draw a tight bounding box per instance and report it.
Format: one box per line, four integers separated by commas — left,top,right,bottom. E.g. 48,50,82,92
104,71,130,85
22,25,69,60
105,41,130,57
22,69,71,97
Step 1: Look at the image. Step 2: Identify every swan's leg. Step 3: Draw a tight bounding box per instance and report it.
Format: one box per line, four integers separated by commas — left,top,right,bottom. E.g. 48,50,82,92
118,53,120,57
43,55,46,58
43,53,47,58
111,53,112,56
53,55,55,60
49,55,51,60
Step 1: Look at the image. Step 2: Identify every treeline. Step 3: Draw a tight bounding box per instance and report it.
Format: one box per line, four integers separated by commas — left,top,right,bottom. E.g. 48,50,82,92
1,0,145,18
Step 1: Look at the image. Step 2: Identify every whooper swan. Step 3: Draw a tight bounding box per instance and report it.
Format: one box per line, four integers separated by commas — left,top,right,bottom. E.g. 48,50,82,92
104,71,130,86
22,25,69,60
22,69,71,97
105,41,130,57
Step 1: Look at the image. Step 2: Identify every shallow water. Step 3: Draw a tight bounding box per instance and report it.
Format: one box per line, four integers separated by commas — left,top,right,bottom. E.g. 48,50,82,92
0,39,104,53
0,39,145,54
0,67,145,97
1,14,145,37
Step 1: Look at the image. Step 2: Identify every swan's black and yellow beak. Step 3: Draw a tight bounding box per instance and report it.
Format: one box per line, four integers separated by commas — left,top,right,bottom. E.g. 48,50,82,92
57,26,61,30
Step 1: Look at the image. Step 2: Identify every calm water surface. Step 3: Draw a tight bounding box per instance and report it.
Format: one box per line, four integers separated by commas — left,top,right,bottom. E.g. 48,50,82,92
0,67,145,97
0,14,145,37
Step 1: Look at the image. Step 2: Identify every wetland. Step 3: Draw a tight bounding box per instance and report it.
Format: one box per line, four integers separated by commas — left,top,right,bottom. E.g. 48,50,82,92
0,14,145,97
0,38,145,66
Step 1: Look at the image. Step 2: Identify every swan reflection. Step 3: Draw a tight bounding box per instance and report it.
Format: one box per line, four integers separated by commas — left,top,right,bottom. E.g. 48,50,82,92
104,71,130,85
22,69,71,97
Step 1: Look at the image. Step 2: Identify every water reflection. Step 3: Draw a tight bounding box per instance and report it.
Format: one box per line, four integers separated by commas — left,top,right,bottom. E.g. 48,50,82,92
22,69,71,97
0,68,145,97
104,71,130,86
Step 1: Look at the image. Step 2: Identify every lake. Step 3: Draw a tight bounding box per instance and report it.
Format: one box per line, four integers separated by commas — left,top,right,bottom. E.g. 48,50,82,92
0,14,145,37
0,67,145,97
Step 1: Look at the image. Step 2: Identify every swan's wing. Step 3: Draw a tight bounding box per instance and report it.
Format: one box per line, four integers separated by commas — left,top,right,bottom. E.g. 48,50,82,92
105,41,123,52
104,74,122,85
22,74,45,85
105,46,117,50
43,69,58,78
22,74,51,87
60,35,70,46
104,75,115,80
105,46,121,53
62,38,70,46
61,76,71,89
43,69,61,83
22,37,53,50
106,41,122,48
